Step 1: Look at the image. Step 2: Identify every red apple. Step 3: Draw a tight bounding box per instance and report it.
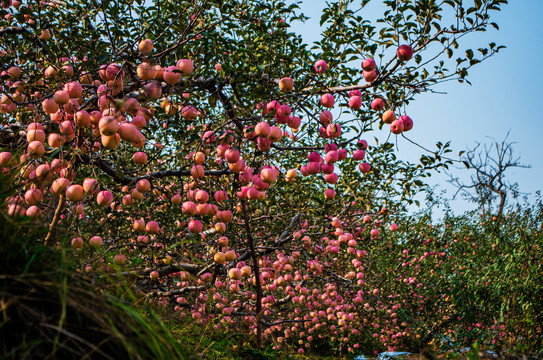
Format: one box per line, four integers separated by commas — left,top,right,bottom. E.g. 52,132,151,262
361,58,376,71
382,110,396,124
255,122,271,138
353,150,365,161
89,236,103,248
182,201,197,216
399,115,413,131
171,194,182,205
397,45,413,61
324,189,336,200
359,162,371,174
260,168,277,184
146,221,160,234
320,94,335,108
66,184,85,202
363,70,378,82
214,252,226,265
138,39,153,54
288,116,301,129
96,190,113,207
149,270,159,280
133,151,148,165
99,116,119,136
42,98,59,114
314,59,328,74
188,219,203,233
371,98,384,111
195,189,209,204
136,179,151,193
163,66,182,85
27,141,45,157
51,177,71,196
137,62,155,80
390,119,404,134
176,59,194,75
279,77,294,92
326,123,341,138
349,96,362,110
71,238,84,248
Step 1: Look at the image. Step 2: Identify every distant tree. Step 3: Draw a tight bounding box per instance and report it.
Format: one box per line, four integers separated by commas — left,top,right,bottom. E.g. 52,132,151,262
449,133,531,217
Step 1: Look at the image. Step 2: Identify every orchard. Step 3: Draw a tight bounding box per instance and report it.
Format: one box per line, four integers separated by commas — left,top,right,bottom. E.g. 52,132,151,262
2,0,534,358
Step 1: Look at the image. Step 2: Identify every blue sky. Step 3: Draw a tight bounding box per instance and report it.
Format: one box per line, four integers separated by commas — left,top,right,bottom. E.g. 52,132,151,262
292,0,543,214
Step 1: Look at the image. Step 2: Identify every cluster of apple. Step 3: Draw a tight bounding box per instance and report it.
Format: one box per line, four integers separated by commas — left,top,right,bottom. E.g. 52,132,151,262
136,40,202,121
176,188,233,235
1,59,157,153
258,99,301,129
1,29,421,353
344,45,416,136
249,214,421,354
376,45,415,135
0,66,22,114
297,139,371,200
234,165,281,201
0,0,513,353
159,209,408,354
0,40,419,224
0,38,197,220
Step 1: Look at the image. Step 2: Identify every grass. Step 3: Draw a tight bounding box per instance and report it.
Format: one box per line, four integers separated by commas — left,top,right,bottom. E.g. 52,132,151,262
152,306,363,360
0,173,190,360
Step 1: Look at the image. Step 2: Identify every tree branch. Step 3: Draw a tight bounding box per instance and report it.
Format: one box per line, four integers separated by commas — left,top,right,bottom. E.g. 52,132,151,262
78,154,230,185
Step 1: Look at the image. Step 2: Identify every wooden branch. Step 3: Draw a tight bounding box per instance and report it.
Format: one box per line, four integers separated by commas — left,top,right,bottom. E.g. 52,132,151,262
44,194,65,246
111,263,203,281
153,17,226,58
261,318,311,327
78,154,230,185
0,26,50,55
147,284,207,297
0,26,28,36
239,198,263,350
231,213,302,267
146,263,202,276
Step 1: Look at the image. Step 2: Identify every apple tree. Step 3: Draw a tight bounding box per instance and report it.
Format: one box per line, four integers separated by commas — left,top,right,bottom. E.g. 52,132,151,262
0,0,507,354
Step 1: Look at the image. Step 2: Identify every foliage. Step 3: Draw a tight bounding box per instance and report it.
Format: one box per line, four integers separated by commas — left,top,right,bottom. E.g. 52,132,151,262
374,197,543,354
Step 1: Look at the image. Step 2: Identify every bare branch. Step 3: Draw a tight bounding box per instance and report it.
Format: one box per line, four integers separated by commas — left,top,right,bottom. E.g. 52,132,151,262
448,132,531,216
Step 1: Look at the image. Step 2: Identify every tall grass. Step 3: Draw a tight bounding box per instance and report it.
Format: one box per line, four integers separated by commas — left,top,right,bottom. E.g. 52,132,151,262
0,172,189,359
